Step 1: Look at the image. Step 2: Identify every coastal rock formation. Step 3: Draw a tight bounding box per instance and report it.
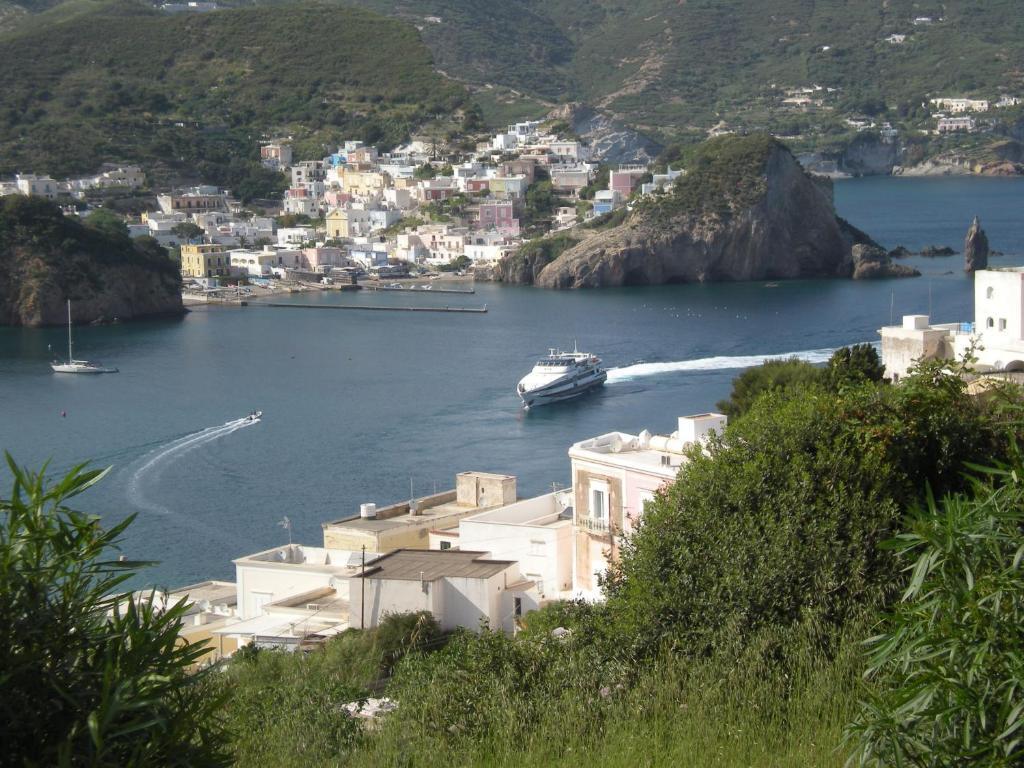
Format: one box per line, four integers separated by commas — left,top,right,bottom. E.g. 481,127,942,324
851,244,920,280
964,216,990,272
0,196,184,327
920,245,956,257
497,135,913,289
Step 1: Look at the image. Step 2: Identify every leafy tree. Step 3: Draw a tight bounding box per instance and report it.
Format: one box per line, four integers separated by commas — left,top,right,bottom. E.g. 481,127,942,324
606,367,1009,658
171,222,204,243
715,357,822,418
84,207,129,241
0,456,230,766
414,163,437,180
848,461,1024,767
825,343,886,388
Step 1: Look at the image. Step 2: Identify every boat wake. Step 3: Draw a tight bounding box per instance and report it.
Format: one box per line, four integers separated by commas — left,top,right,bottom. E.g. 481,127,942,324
125,415,260,539
606,347,840,383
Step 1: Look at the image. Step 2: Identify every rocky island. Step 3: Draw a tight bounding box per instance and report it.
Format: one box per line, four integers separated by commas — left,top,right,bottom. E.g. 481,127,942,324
0,196,183,327
496,134,918,289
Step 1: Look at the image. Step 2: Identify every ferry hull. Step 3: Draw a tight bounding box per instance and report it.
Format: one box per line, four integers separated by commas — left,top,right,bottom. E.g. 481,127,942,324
519,370,607,409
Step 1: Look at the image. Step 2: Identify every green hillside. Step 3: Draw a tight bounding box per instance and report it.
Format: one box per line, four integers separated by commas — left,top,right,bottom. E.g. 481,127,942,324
0,1,464,190
334,0,1023,137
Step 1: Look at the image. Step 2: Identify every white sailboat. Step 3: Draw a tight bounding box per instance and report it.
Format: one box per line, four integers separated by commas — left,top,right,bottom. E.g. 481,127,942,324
50,300,118,374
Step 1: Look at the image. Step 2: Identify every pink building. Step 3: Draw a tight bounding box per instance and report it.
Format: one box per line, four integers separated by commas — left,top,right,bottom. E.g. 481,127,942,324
301,247,344,271
324,190,351,208
608,168,645,198
476,200,519,236
567,413,728,596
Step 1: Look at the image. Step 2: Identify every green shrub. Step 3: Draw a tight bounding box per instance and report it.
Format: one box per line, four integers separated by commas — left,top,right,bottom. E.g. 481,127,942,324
606,366,1009,659
0,456,230,766
847,460,1024,767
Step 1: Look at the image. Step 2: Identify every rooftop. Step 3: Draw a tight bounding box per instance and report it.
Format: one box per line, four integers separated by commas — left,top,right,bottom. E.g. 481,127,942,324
463,489,573,528
357,549,515,582
167,580,237,608
234,544,363,571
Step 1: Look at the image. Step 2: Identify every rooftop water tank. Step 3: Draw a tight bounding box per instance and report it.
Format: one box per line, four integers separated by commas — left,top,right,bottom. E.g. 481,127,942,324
360,502,377,519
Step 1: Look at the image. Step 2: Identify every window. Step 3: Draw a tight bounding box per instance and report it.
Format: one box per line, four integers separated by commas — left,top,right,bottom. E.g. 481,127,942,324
529,540,545,556
513,597,522,617
588,479,610,530
987,317,994,328
439,540,452,551
987,287,994,299
999,318,1007,331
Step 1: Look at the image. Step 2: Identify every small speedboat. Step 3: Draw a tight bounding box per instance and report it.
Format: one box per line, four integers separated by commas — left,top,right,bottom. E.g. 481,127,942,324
247,410,263,422
517,345,607,409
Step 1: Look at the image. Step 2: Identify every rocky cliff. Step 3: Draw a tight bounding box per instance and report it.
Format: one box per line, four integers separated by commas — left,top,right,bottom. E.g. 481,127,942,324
0,196,184,327
497,135,911,289
964,216,990,273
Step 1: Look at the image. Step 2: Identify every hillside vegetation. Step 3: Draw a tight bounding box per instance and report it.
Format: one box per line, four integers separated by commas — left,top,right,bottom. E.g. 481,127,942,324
0,195,182,325
342,0,1023,137
0,1,463,186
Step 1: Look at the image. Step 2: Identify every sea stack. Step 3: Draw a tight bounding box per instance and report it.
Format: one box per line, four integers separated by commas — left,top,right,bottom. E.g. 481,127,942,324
964,216,989,273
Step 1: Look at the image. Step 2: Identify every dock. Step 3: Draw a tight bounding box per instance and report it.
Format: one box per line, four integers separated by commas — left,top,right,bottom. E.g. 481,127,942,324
250,302,487,314
365,285,475,295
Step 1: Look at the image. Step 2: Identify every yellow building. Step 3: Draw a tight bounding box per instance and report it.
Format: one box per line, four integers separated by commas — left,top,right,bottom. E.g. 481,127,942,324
321,472,517,553
341,168,388,197
181,243,230,279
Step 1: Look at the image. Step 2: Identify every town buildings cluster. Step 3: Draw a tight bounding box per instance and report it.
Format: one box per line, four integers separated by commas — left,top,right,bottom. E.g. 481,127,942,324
152,412,729,662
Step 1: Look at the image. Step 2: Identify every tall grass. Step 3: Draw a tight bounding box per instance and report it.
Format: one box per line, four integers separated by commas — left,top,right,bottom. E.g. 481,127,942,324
351,620,865,768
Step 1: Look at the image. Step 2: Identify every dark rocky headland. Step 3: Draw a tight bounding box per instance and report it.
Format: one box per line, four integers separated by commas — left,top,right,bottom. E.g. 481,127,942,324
495,134,918,289
0,196,184,327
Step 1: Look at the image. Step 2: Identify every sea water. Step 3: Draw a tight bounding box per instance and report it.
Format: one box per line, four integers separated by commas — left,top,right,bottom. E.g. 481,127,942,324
0,176,1022,585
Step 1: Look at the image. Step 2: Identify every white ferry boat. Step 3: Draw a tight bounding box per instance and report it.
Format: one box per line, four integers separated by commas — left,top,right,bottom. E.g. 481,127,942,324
516,346,607,409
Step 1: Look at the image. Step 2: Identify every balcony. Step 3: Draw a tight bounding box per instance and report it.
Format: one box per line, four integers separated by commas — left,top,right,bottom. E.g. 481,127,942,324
578,515,609,533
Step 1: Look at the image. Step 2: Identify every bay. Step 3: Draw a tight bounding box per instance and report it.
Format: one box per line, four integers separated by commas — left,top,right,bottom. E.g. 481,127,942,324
1,176,1022,586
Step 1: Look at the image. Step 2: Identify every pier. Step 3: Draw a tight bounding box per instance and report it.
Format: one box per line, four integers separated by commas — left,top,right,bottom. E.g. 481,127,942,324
250,302,487,314
365,285,475,295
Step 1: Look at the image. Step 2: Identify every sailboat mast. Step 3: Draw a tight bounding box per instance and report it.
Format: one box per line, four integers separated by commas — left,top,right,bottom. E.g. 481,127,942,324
67,300,73,362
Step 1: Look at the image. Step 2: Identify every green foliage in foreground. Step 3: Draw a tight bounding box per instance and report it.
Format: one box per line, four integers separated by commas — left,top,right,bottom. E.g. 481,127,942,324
354,618,864,768
849,461,1024,767
219,611,441,765
0,455,230,767
605,361,1013,659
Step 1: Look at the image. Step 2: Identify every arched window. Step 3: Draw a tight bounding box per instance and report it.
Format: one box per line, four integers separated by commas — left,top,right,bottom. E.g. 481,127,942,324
987,317,995,328
986,287,994,299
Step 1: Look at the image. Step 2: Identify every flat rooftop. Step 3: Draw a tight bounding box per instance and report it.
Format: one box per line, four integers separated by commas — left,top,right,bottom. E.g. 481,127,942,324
167,580,237,606
357,549,514,582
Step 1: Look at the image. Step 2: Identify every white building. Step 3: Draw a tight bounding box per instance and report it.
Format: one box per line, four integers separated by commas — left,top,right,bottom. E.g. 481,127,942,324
930,98,989,114
277,226,316,246
349,549,530,633
15,174,59,199
879,268,1024,380
215,544,360,650
430,489,574,607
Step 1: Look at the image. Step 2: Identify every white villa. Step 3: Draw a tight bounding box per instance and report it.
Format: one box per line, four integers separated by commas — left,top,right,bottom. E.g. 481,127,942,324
879,268,1024,381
